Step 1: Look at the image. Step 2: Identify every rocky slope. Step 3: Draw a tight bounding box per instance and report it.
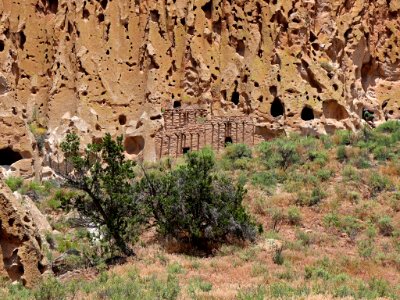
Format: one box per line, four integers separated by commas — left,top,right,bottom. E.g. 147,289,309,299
0,182,47,287
0,0,399,165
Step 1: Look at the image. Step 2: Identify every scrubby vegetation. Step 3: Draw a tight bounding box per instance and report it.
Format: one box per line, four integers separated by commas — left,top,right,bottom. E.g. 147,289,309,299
60,133,257,255
3,121,400,299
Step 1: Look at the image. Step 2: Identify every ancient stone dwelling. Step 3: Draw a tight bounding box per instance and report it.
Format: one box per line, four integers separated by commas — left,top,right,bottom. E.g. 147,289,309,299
155,108,255,158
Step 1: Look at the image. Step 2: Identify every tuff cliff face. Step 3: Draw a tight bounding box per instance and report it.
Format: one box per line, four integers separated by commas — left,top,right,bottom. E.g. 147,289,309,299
0,0,399,164
0,182,47,287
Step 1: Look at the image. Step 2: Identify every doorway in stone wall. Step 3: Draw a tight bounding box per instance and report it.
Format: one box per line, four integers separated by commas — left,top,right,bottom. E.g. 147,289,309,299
224,136,233,146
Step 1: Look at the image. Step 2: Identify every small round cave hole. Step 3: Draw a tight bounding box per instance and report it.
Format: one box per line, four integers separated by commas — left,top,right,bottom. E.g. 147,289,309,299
118,114,127,125
173,100,181,109
124,136,145,155
301,106,314,121
270,97,284,117
0,147,23,166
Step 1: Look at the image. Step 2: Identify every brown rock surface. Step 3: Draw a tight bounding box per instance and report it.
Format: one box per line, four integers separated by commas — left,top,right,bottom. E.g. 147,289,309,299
0,0,398,160
0,181,47,287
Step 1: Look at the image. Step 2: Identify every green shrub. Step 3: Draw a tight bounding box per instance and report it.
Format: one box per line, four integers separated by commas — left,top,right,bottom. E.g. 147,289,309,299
5,176,23,192
308,150,328,166
336,145,347,162
340,216,361,240
138,148,257,251
296,186,326,206
376,120,400,134
167,262,185,274
320,134,333,149
272,248,284,265
377,216,394,237
33,276,67,300
268,282,309,298
373,146,392,161
350,148,371,169
323,213,340,228
224,143,252,161
61,133,141,256
188,277,212,297
357,239,374,259
368,172,393,196
287,206,302,225
296,230,312,247
251,171,277,190
268,207,285,231
335,130,353,145
348,191,361,204
342,165,360,182
258,138,300,170
237,286,266,300
50,189,77,209
316,169,333,181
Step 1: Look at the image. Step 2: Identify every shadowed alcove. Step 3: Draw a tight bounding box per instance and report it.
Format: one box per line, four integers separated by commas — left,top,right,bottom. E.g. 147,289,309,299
0,147,23,165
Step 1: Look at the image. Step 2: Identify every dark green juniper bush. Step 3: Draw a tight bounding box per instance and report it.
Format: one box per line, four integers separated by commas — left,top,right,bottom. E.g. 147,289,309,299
137,148,257,252
60,133,143,256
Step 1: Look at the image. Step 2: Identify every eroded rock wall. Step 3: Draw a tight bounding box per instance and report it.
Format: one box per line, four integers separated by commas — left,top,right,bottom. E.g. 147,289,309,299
0,0,399,161
0,182,47,287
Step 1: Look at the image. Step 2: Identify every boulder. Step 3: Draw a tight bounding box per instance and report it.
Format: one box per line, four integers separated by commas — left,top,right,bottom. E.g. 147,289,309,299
0,181,47,287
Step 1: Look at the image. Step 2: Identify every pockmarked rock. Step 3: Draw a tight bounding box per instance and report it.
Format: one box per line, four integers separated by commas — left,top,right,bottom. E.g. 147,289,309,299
0,0,398,161
0,181,47,287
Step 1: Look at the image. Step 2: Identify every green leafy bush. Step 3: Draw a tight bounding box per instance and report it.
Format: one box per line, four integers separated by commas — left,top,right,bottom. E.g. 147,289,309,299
308,150,328,166
373,146,392,161
334,130,353,145
287,206,302,225
61,133,142,256
251,171,277,190
316,169,333,181
357,239,374,259
138,148,257,251
258,138,300,170
336,145,347,162
377,216,394,237
368,172,393,196
296,186,326,206
224,143,252,161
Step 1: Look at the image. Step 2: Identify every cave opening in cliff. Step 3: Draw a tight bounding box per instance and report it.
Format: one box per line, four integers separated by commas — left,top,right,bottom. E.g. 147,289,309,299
118,115,127,125
19,31,26,50
231,91,240,105
225,137,233,146
271,98,284,117
173,100,181,109
236,40,245,57
0,40,4,52
100,0,108,10
124,136,145,155
182,147,191,154
301,106,314,121
0,147,23,166
47,0,58,14
201,0,212,20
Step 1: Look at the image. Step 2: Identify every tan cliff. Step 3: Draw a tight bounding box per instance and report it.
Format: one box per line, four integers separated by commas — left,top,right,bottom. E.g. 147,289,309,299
0,0,398,167
0,181,47,287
